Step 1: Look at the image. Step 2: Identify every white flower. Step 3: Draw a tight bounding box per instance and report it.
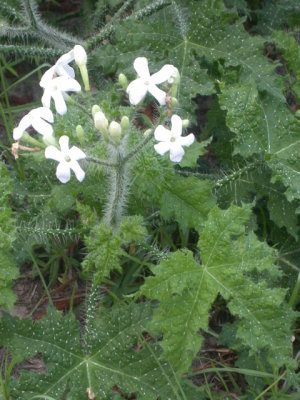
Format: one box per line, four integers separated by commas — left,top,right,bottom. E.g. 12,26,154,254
13,107,54,141
154,115,195,162
126,57,175,106
45,135,86,183
41,75,81,116
40,50,75,87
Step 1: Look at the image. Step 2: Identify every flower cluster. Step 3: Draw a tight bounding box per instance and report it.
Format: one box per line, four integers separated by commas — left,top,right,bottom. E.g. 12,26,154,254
13,50,196,184
13,45,88,183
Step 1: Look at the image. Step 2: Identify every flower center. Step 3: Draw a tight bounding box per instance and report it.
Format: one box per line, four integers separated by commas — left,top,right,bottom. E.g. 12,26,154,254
65,155,71,162
170,136,176,143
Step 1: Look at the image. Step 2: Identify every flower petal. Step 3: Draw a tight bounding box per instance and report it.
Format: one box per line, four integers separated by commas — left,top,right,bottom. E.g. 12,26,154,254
59,135,70,155
148,84,167,105
154,141,171,156
169,142,185,162
40,66,55,88
13,127,24,141
17,114,32,133
171,114,183,138
32,117,53,137
45,145,64,162
34,107,54,123
55,76,81,92
150,64,175,85
154,125,172,142
177,133,195,147
56,161,71,183
56,49,74,66
126,79,148,105
41,90,52,109
56,63,75,79
52,91,67,115
69,160,85,182
69,145,86,161
133,57,150,81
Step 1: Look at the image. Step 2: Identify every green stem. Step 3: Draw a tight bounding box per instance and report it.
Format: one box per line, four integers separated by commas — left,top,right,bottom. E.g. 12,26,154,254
85,156,116,168
123,130,153,164
104,155,129,227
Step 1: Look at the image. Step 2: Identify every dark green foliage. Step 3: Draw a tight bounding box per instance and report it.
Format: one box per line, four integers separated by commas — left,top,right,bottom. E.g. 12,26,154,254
140,204,297,375
0,0,299,398
82,216,146,283
0,162,19,311
0,303,188,399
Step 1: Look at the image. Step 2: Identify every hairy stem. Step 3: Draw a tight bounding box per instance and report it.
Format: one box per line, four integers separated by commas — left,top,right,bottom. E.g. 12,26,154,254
104,155,129,227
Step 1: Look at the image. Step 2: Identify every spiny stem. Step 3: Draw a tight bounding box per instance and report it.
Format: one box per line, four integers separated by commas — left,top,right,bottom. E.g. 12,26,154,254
104,156,129,227
86,0,136,52
215,162,262,188
85,157,116,168
123,131,154,164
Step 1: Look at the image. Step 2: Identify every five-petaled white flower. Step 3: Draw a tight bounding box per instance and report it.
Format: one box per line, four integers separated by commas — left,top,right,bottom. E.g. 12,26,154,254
13,107,54,141
41,75,81,116
45,135,86,183
154,115,195,162
126,57,175,106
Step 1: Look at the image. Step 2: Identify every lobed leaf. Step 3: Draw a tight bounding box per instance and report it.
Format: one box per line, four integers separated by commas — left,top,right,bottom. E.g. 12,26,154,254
0,303,184,399
140,204,297,374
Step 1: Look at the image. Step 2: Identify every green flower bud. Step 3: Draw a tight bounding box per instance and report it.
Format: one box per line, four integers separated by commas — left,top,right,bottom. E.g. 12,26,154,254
121,116,129,133
119,73,128,90
109,121,122,144
182,119,189,128
92,105,101,117
171,97,178,107
43,135,57,147
76,125,85,145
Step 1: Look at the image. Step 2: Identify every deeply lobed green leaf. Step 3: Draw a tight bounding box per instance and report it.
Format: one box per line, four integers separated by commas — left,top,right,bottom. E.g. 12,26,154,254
0,303,184,399
140,204,297,375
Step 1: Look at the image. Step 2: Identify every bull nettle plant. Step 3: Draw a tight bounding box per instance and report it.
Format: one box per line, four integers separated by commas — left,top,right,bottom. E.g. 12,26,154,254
0,0,299,399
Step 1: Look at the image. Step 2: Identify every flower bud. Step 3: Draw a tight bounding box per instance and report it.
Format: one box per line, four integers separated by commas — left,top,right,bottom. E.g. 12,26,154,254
43,135,57,147
182,119,189,128
109,121,122,144
143,128,152,137
92,105,101,117
118,73,128,90
74,45,87,67
76,125,85,145
94,111,108,134
168,67,180,84
171,97,178,107
121,116,129,133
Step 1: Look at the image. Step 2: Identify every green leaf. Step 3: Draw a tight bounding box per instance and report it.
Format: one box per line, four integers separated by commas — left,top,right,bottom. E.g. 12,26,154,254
160,175,216,230
0,303,183,399
0,162,19,311
219,84,300,202
273,30,300,101
179,137,212,168
94,0,284,118
82,216,146,283
140,204,297,375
